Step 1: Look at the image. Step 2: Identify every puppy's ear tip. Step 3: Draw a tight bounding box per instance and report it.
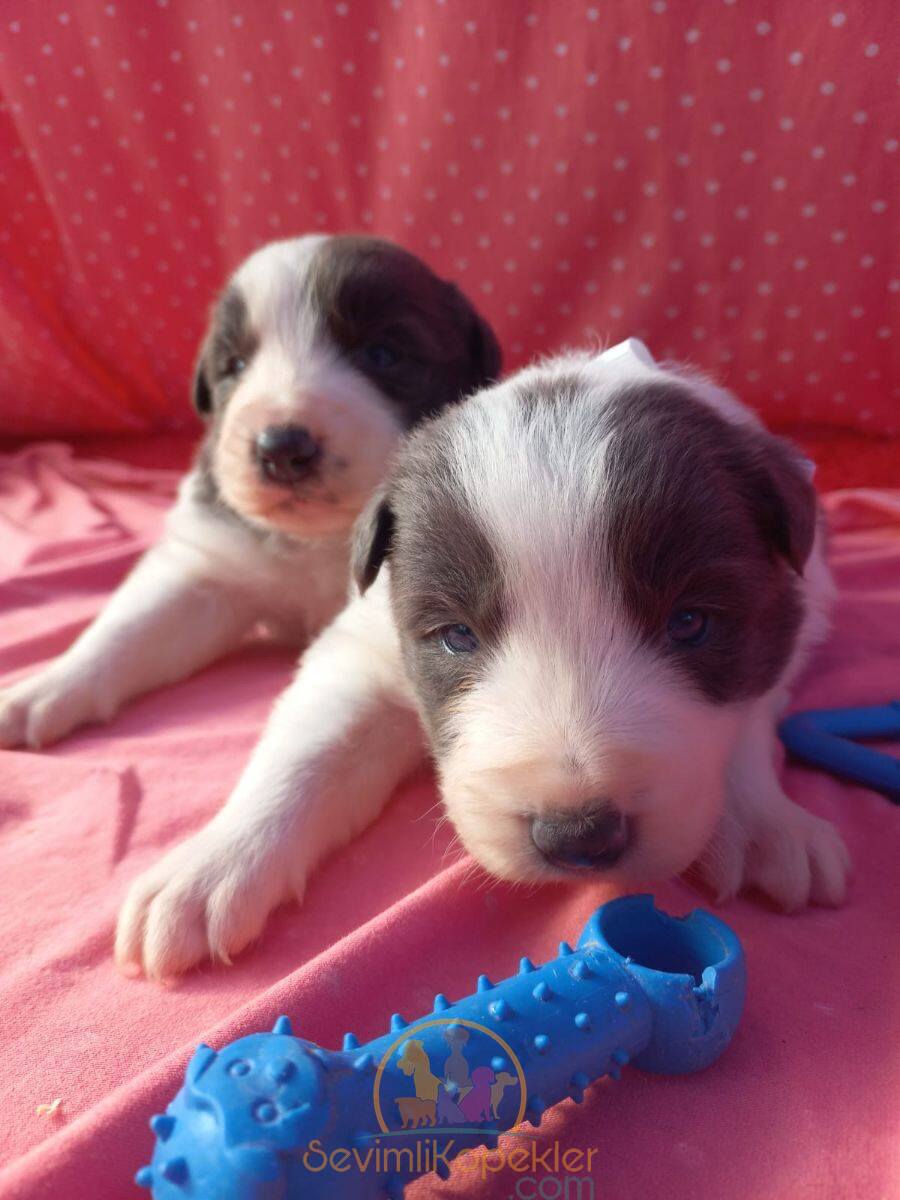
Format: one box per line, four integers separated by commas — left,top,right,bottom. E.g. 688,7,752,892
352,491,395,592
192,358,213,416
473,311,503,384
797,456,817,483
445,279,502,387
761,437,819,574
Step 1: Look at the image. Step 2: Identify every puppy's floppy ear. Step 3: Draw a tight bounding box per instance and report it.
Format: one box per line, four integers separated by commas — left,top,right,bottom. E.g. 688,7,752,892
192,346,213,417
468,309,503,386
446,282,503,389
352,487,395,593
754,435,818,574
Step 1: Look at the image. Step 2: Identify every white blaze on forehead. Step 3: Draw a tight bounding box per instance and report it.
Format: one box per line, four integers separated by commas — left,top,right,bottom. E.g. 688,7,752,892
445,365,631,744
233,234,328,301
232,234,328,351
446,357,635,637
449,365,606,562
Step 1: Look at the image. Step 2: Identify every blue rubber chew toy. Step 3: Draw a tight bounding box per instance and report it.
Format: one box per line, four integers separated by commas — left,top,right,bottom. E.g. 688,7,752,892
137,895,745,1198
780,701,900,803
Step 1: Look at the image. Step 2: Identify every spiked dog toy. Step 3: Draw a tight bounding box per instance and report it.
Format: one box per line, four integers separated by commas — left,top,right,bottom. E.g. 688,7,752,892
137,894,745,1198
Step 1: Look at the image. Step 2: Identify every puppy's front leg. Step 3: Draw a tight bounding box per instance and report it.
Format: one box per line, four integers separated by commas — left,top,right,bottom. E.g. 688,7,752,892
115,582,425,979
698,697,851,910
0,537,257,748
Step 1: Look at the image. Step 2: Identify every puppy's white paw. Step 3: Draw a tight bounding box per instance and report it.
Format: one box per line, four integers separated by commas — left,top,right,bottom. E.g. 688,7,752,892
745,805,850,910
700,801,850,912
115,822,300,979
0,666,115,749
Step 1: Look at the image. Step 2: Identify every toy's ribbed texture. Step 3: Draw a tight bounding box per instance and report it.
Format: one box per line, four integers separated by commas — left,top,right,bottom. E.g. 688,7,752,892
137,895,745,1198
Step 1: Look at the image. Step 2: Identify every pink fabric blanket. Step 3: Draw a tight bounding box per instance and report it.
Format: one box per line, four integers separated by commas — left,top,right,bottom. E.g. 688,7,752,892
0,443,898,1199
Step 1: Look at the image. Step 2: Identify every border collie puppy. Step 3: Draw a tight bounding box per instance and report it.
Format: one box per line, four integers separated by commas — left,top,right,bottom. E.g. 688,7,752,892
0,235,500,750
114,340,849,979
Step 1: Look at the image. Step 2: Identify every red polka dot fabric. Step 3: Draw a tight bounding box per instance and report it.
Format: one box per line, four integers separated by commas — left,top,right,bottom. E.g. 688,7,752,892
0,1,896,438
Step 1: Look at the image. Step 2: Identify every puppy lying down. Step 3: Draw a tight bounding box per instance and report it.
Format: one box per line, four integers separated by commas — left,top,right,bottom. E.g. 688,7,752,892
0,234,499,753
111,338,849,978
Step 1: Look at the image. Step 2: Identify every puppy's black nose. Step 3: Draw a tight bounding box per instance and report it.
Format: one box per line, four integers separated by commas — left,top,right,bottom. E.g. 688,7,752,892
255,425,321,484
531,806,630,871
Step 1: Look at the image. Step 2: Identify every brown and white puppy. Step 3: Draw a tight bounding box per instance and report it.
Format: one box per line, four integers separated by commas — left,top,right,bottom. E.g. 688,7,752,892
0,234,500,751
356,340,848,905
111,339,848,979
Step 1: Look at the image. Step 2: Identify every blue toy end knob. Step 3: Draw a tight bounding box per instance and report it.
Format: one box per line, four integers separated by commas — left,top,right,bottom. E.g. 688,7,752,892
580,893,746,1074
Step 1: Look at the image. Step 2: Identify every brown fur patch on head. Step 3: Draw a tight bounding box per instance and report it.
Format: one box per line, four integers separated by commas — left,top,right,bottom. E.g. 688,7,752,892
307,236,501,424
352,409,503,749
599,380,818,702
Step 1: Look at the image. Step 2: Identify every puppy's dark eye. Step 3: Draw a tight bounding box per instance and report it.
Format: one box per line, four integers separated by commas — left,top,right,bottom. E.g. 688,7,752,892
364,343,399,370
224,355,247,378
667,609,710,646
439,624,479,655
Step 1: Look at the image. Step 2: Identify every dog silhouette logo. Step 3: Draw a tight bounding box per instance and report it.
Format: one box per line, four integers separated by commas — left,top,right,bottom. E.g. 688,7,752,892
373,1019,526,1135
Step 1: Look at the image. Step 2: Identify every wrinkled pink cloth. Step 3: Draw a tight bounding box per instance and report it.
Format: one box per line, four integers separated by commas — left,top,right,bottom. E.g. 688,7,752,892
0,443,898,1200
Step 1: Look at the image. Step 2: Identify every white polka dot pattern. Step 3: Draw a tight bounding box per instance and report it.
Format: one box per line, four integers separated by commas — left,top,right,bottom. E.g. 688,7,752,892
0,2,896,436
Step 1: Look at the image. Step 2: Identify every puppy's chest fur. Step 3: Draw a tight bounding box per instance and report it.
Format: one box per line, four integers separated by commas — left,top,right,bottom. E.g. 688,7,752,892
168,469,352,641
